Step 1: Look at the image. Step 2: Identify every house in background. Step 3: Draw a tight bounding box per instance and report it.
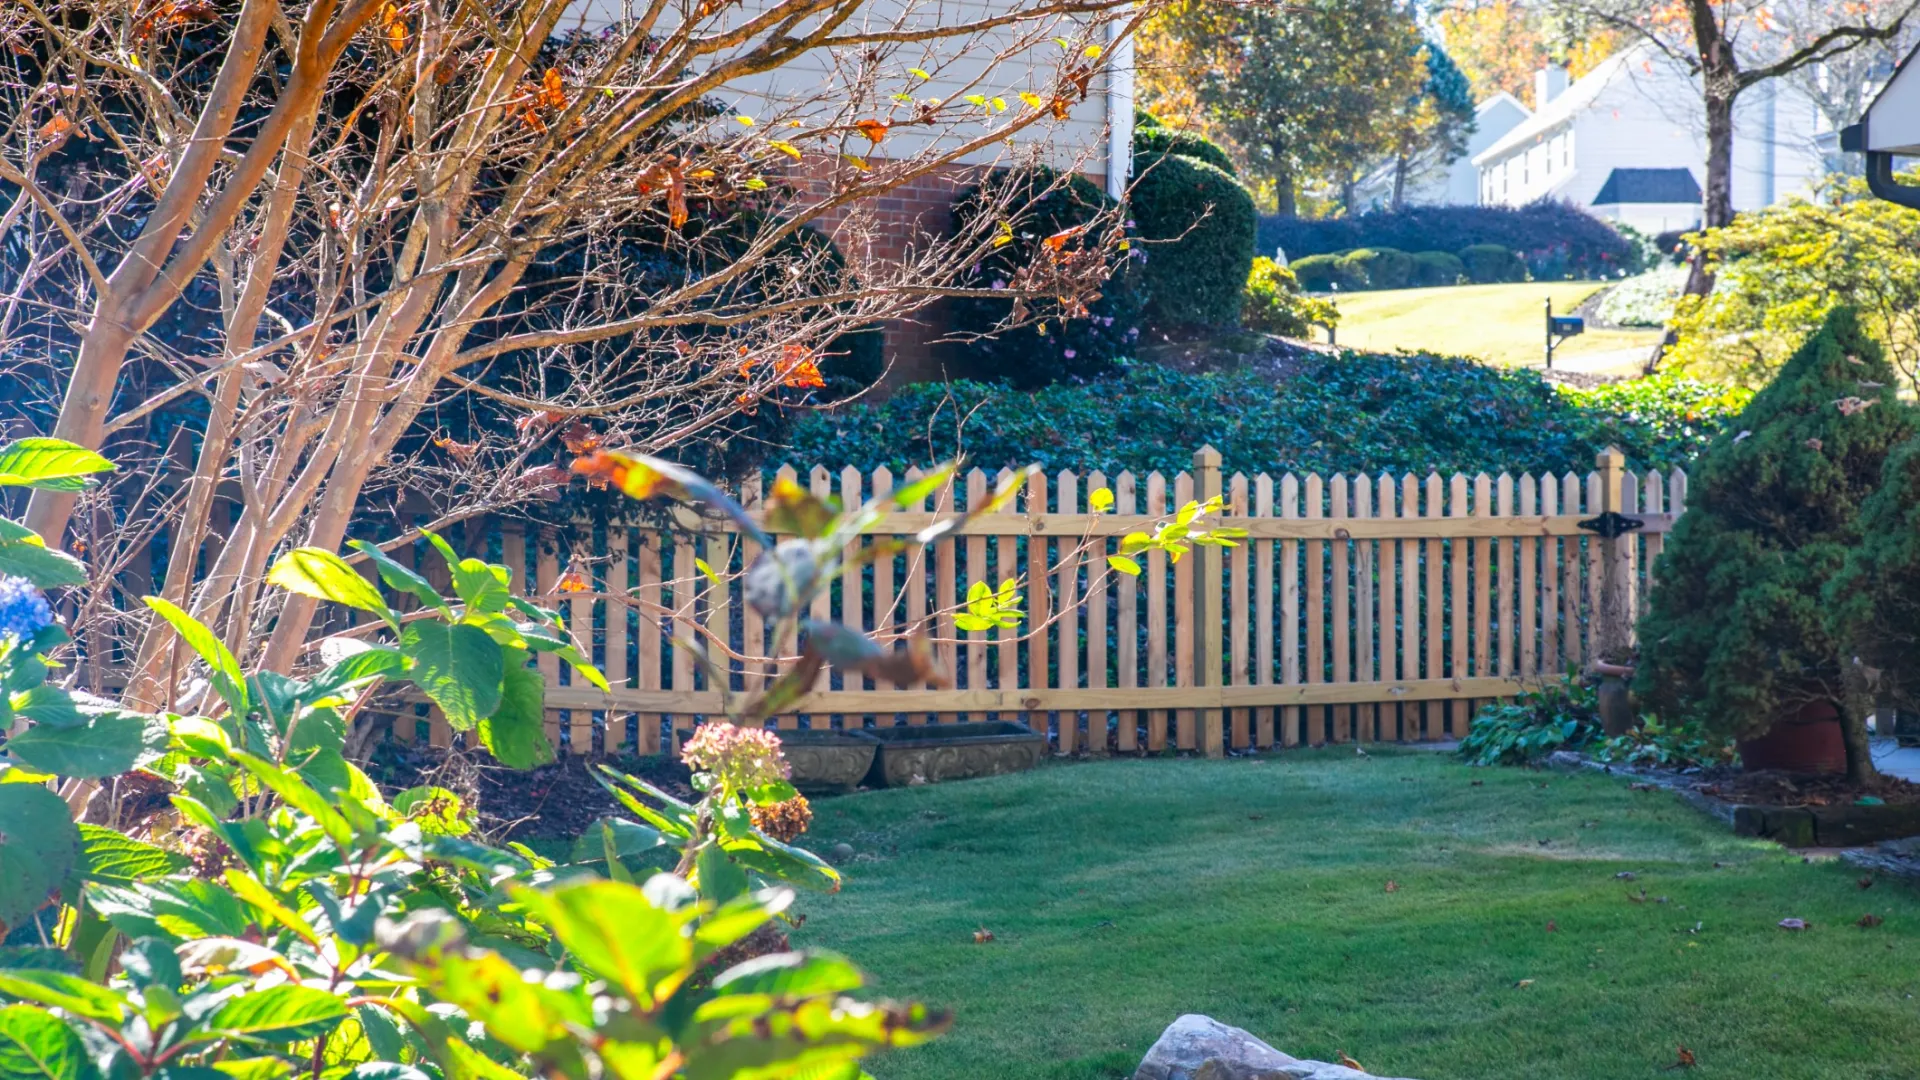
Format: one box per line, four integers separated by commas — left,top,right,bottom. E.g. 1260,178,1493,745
1472,45,1825,233
1352,90,1531,210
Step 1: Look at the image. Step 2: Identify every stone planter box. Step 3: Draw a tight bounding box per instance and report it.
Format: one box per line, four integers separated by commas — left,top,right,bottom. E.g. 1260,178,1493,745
862,721,1046,788
1732,802,1920,848
677,727,878,794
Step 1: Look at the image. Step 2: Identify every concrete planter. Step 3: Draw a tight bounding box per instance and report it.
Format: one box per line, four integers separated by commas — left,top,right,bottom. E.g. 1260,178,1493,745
863,721,1046,788
774,729,880,794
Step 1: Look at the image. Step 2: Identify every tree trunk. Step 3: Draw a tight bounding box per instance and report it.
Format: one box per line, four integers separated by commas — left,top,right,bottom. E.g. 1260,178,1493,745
1390,154,1408,212
1273,157,1297,217
1840,699,1878,784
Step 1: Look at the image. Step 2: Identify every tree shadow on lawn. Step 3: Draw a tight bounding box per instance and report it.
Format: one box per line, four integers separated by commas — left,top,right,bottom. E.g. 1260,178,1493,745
791,750,1920,1080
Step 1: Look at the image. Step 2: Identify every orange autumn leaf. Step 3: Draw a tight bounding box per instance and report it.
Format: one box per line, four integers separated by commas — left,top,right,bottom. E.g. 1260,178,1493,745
570,450,673,500
1670,1045,1697,1069
381,2,408,51
1337,1054,1364,1072
36,114,72,141
560,421,601,454
1041,225,1085,252
536,67,568,110
557,563,591,593
854,118,889,144
431,434,479,462
1048,96,1072,120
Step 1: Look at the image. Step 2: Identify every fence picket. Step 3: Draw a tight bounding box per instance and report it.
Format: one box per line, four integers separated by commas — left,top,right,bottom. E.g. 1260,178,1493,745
1423,473,1443,740
1025,469,1050,739
1255,473,1276,749
1116,471,1139,752
842,466,864,700
1330,473,1350,744
638,528,664,749
1584,470,1603,668
935,471,959,726
1146,471,1168,751
1281,473,1301,747
1561,472,1582,675
902,466,929,724
966,469,990,716
1055,470,1079,753
870,467,895,725
1448,474,1469,737
1174,470,1196,751
1519,475,1537,678
1354,473,1374,742
1230,472,1251,750
995,467,1019,724
605,528,631,753
1399,474,1419,741
1304,473,1325,745
1087,469,1110,755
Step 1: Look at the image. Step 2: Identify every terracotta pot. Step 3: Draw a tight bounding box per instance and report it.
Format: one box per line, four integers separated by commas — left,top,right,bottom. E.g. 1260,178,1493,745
1737,701,1848,775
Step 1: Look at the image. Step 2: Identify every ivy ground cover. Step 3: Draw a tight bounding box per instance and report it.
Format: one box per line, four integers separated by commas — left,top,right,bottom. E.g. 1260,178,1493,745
791,752,1920,1080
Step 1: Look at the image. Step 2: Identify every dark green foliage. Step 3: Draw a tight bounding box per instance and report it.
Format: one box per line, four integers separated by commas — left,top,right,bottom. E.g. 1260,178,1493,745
1459,243,1527,284
1634,308,1918,740
1242,257,1339,337
1339,247,1413,290
1409,250,1466,287
1459,678,1600,766
1260,201,1637,277
1831,438,1920,705
783,355,1743,478
1132,153,1258,329
945,166,1145,387
1133,124,1239,176
1289,253,1350,291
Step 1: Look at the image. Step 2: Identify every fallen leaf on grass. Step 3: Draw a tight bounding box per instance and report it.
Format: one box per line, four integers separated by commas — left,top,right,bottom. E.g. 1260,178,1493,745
1247,814,1265,821
1628,888,1648,903
1337,1053,1365,1071
1470,779,1484,787
1615,871,1638,880
1859,913,1884,928
1545,920,1558,932
972,927,995,943
1860,875,1876,890
1629,782,1657,792
1665,1045,1696,1070
1778,917,1810,931
1383,880,1399,893
1514,978,1534,988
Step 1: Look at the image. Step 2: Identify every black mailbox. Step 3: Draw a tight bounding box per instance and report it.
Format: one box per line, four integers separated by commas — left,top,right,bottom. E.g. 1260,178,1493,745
1548,315,1585,337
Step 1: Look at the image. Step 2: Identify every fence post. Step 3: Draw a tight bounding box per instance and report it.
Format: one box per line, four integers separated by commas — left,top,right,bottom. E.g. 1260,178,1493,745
1195,446,1226,758
1594,447,1636,669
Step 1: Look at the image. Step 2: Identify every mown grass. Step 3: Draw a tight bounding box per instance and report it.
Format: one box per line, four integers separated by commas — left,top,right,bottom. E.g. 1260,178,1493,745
1328,282,1662,369
789,750,1920,1080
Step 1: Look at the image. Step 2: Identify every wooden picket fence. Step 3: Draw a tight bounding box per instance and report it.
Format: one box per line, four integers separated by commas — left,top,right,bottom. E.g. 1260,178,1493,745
369,446,1684,759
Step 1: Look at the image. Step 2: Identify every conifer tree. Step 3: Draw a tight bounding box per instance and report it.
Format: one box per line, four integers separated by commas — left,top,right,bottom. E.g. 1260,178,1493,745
1634,308,1916,780
1831,437,1920,712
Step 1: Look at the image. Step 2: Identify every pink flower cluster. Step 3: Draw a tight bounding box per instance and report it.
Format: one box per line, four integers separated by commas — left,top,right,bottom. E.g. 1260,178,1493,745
681,722,791,791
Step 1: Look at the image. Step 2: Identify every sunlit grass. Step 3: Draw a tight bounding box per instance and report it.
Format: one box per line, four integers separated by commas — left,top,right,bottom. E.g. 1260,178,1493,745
1326,282,1663,369
793,750,1920,1080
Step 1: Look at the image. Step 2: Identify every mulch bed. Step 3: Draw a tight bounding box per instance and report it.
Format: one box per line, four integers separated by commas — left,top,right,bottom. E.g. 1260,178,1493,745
1686,767,1920,809
367,744,693,843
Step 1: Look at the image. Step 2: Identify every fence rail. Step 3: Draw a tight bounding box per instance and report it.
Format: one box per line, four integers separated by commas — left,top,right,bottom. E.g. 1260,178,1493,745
366,446,1681,759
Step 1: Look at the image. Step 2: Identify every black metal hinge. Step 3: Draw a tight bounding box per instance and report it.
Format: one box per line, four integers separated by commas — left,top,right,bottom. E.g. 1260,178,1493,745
1577,511,1644,540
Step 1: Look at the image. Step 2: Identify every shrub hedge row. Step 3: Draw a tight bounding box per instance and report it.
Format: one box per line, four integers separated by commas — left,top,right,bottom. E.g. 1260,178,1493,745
1259,202,1638,281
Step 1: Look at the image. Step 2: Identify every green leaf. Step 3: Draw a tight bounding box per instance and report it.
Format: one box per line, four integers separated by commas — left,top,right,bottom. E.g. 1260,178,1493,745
567,817,664,866
0,970,124,1024
1106,554,1142,576
512,880,694,1006
267,549,396,628
205,985,348,1043
1118,532,1153,557
0,439,114,490
5,710,155,778
478,664,552,769
693,557,725,589
227,751,355,851
142,597,249,715
952,613,996,632
0,786,77,931
452,559,510,614
710,949,864,998
0,541,86,589
400,622,503,731
696,841,749,904
346,540,448,614
0,1003,85,1080
319,645,407,688
76,824,187,886
9,686,77,728
718,829,841,893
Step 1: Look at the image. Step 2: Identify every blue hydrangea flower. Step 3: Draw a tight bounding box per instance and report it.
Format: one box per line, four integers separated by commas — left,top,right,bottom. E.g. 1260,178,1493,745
0,575,54,642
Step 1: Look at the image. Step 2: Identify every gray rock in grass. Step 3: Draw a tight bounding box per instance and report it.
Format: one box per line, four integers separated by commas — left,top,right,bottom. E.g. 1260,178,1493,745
1133,1015,1418,1080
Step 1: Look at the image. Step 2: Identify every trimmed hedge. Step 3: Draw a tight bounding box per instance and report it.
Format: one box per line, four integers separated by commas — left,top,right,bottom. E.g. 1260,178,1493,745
1410,250,1466,287
1460,243,1527,284
1133,125,1238,177
945,166,1146,387
1339,247,1414,290
1132,152,1258,329
783,355,1746,479
1259,202,1637,280
1289,253,1348,292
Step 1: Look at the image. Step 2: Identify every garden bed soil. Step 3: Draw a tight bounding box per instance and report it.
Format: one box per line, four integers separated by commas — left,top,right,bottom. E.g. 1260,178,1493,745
1551,753,1920,848
367,744,692,842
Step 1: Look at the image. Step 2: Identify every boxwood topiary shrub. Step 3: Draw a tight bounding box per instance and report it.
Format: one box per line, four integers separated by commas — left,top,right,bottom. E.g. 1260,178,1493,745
1459,243,1527,284
1633,307,1917,780
1134,123,1239,177
1290,253,1349,292
1410,250,1466,287
946,165,1146,387
1131,152,1257,329
1339,247,1414,290
1242,256,1340,337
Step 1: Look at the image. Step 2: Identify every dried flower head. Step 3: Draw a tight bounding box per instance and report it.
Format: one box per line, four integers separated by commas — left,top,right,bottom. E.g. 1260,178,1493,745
681,722,790,792
750,793,813,841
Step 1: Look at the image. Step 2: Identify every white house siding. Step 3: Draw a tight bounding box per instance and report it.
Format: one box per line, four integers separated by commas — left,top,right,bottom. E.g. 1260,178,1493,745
1353,91,1531,209
1473,44,1824,222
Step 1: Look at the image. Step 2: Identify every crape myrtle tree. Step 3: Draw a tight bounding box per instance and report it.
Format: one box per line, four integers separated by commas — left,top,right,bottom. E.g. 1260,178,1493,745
1547,0,1920,297
1633,307,1916,782
0,0,1160,710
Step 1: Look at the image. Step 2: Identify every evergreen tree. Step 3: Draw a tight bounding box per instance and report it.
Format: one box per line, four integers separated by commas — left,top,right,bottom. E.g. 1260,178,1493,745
1633,307,1916,779
1830,436,1920,710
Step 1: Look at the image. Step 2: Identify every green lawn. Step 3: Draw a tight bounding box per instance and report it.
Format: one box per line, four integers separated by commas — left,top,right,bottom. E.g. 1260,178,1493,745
791,751,1920,1080
1326,282,1663,370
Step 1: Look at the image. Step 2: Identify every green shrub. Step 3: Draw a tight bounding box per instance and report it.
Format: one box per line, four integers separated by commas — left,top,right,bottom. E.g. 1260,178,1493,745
1459,242,1527,284
1596,266,1685,329
1131,152,1258,329
1290,253,1351,292
784,355,1744,479
1634,308,1917,777
1260,201,1638,278
945,165,1145,387
1242,256,1339,337
1831,437,1920,709
1458,677,1601,766
1338,247,1414,290
1409,250,1466,287
1134,124,1239,176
